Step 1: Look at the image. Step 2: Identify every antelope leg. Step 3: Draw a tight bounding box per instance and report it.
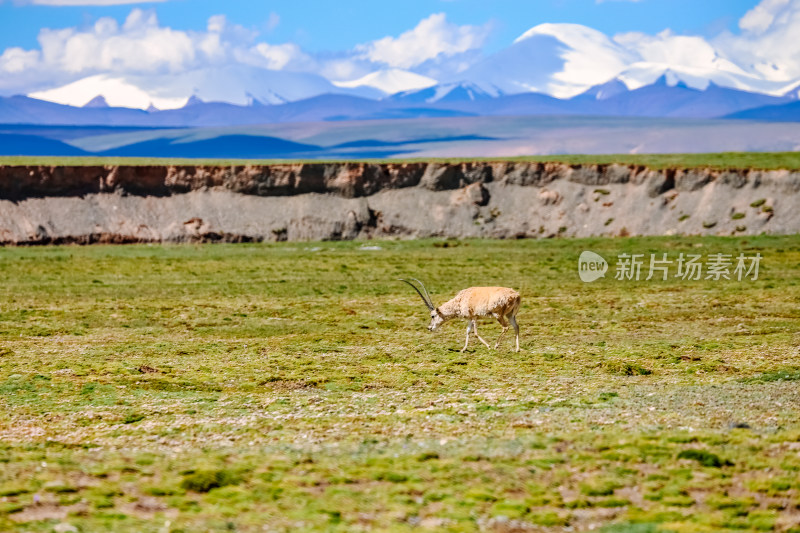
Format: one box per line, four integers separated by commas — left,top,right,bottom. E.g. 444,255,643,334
472,320,491,349
460,321,472,352
509,315,520,353
494,315,509,349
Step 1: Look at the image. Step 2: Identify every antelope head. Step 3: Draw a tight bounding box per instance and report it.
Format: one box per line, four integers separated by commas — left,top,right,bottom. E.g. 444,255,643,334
399,278,444,331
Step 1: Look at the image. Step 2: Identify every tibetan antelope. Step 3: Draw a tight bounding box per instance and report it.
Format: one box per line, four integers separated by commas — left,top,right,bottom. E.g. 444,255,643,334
399,278,521,352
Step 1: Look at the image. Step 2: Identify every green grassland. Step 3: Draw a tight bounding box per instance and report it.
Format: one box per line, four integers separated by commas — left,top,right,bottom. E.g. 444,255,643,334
2,151,800,169
1,236,800,532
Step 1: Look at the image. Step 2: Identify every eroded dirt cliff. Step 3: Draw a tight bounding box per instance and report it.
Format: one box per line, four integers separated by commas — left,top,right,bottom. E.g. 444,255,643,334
0,162,798,244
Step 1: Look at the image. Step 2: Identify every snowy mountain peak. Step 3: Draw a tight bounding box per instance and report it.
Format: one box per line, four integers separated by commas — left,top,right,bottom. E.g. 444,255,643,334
246,90,287,106
514,22,620,47
577,79,629,100
653,72,692,89
26,65,381,110
389,81,502,103
29,74,189,110
19,19,800,113
438,82,502,101
456,21,799,99
615,63,771,93
332,68,437,95
462,22,634,98
783,81,800,99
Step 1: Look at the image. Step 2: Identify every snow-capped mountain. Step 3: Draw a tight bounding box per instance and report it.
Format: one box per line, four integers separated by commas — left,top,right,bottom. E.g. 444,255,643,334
456,23,636,98
784,81,800,100
615,63,799,97
727,100,800,122
29,65,383,110
18,21,800,116
1,74,795,134
331,68,436,95
31,75,188,110
388,82,502,104
573,79,630,101
575,75,789,118
448,23,800,100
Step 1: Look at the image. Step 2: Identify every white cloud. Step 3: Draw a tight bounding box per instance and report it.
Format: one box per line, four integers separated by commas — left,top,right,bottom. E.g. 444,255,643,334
738,0,792,33
357,13,489,69
36,9,196,74
0,47,40,73
0,8,311,94
714,0,800,81
332,68,437,93
316,58,366,82
614,30,747,76
1,9,620,100
245,42,307,70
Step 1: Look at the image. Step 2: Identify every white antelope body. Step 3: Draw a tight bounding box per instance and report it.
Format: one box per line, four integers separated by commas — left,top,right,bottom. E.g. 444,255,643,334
400,279,521,352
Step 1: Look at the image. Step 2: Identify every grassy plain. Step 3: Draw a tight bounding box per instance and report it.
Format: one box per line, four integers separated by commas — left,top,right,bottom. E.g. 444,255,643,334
1,236,800,532
2,151,800,170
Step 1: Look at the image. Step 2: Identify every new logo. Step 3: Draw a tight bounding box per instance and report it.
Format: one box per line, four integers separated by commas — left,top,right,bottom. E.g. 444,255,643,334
579,251,608,282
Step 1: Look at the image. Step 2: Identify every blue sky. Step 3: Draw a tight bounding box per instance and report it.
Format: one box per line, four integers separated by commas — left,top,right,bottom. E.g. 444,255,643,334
0,0,759,54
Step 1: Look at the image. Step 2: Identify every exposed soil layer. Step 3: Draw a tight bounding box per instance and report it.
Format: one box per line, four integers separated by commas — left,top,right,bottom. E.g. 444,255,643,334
1,162,797,244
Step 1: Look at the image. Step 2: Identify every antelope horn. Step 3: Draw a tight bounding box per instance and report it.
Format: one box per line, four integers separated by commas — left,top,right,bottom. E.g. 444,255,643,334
398,278,434,310
409,278,433,308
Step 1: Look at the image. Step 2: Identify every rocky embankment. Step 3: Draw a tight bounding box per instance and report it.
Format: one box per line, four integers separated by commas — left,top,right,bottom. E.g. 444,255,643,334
0,162,798,244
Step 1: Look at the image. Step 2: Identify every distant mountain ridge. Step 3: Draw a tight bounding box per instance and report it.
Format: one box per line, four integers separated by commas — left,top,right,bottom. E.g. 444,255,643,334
0,75,794,129
27,67,384,110
17,21,800,114
725,100,800,122
4,17,799,160
388,82,502,104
